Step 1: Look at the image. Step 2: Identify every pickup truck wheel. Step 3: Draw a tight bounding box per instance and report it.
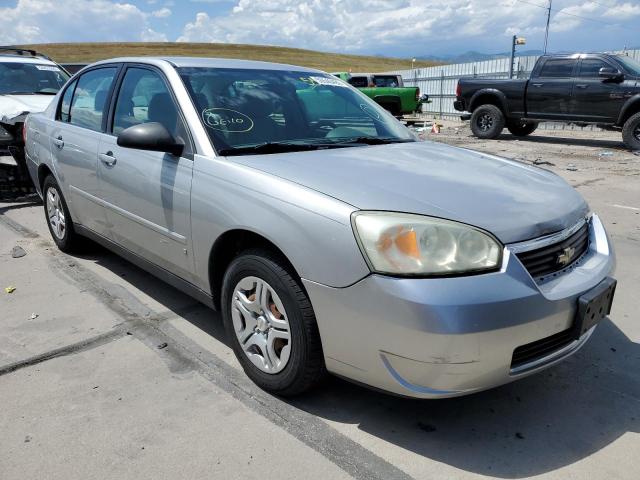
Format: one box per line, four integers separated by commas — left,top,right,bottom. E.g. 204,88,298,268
507,121,538,137
42,175,82,253
470,105,505,139
221,248,326,396
622,112,640,151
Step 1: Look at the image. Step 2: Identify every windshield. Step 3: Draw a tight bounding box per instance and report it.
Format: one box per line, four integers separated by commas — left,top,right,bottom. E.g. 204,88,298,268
615,55,640,76
0,62,69,95
179,67,414,155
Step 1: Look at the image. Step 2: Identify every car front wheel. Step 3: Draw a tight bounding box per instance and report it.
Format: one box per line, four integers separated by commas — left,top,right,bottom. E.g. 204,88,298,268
221,248,326,396
622,112,640,151
470,104,505,139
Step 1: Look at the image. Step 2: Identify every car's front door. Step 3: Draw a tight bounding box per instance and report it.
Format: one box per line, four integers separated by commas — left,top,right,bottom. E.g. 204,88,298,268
526,57,577,119
571,57,626,122
49,66,118,235
97,65,196,281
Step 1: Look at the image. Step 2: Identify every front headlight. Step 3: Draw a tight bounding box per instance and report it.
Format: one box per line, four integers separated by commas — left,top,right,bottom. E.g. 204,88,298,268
352,212,503,276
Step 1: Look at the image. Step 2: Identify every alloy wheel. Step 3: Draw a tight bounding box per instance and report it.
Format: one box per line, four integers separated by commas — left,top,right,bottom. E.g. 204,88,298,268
231,276,291,374
46,186,66,240
478,113,494,132
634,124,640,141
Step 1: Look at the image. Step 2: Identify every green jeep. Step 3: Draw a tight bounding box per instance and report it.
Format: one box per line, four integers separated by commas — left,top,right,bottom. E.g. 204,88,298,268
332,72,423,116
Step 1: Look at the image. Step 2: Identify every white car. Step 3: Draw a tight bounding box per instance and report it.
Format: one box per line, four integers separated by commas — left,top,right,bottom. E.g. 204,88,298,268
0,47,69,198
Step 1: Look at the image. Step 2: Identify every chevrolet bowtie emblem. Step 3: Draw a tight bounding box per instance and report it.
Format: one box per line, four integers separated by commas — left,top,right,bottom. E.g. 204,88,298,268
557,246,576,266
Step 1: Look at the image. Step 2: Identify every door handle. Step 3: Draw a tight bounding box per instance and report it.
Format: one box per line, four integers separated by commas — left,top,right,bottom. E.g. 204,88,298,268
531,83,544,87
575,84,589,89
52,136,64,149
99,151,117,167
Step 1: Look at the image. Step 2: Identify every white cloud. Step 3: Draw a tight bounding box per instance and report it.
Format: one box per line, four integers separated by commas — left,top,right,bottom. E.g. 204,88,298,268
0,0,167,44
177,0,552,52
176,0,640,55
152,7,172,18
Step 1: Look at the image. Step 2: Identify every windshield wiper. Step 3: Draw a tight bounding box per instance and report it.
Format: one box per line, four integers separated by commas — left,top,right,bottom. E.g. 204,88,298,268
218,141,353,156
328,136,415,145
1,90,57,95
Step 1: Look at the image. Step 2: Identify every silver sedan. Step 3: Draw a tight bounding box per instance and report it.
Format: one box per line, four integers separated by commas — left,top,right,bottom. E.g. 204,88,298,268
24,57,616,398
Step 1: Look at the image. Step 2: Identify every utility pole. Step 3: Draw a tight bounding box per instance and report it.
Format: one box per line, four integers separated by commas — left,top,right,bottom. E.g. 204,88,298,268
543,0,553,54
509,36,526,79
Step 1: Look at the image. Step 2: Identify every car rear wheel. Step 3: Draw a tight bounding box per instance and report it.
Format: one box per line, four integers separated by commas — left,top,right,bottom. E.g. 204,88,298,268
470,104,505,139
507,120,538,137
221,248,326,396
42,175,82,253
622,112,640,151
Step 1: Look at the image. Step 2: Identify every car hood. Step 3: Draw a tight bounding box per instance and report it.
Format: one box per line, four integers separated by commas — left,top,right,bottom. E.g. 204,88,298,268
230,141,589,244
0,94,54,123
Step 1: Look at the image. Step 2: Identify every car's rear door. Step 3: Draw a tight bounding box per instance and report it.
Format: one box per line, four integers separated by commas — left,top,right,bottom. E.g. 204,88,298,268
526,57,578,119
97,64,196,281
571,57,626,122
49,65,119,235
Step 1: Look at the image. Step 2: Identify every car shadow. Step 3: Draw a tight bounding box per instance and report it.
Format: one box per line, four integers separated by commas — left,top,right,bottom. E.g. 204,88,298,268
496,132,627,150
75,244,639,478
289,317,639,477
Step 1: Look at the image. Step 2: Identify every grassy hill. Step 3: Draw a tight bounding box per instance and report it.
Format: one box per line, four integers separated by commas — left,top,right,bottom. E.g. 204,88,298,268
20,42,442,73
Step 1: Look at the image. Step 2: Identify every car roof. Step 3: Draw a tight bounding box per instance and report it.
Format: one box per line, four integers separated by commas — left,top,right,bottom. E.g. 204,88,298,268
0,54,57,65
88,56,325,73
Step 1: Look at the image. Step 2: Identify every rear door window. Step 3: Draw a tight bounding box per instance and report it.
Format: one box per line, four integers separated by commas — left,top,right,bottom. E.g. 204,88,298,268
58,80,77,123
69,67,117,132
538,59,577,78
373,75,400,87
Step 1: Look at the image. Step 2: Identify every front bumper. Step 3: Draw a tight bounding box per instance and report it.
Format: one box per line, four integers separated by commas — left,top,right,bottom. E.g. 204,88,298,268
304,215,615,398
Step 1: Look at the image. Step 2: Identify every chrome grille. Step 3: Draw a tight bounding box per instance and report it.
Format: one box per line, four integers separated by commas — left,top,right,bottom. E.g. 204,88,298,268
516,222,590,279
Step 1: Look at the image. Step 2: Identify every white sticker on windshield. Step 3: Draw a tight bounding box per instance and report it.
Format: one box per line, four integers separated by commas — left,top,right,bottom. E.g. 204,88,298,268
309,76,348,87
35,65,59,71
202,108,254,133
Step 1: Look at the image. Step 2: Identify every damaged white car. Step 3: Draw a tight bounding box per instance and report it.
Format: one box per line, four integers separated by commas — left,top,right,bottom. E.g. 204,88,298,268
0,47,69,199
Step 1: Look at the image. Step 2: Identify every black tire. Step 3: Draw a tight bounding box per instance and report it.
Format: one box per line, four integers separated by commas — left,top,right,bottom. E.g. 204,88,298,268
221,248,326,396
507,120,538,137
42,175,82,253
470,104,505,139
622,112,640,151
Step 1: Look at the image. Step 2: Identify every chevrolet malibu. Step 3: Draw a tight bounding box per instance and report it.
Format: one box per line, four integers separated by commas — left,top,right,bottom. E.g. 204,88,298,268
24,57,616,398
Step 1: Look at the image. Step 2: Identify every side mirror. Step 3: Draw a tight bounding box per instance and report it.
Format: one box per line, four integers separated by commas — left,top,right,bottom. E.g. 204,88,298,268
599,67,623,81
117,122,184,156
419,93,430,103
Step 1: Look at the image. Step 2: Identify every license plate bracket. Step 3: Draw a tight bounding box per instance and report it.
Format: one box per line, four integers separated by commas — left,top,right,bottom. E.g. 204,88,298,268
574,277,616,338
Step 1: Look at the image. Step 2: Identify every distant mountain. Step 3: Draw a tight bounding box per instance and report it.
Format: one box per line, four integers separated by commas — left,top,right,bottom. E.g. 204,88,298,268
419,50,544,63
419,47,639,64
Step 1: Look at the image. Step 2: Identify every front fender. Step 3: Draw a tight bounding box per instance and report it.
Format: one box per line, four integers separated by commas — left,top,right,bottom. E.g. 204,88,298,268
189,155,371,293
617,94,640,125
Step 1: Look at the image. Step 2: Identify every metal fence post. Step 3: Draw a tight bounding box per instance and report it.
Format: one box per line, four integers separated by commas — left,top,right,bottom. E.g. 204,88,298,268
439,70,444,120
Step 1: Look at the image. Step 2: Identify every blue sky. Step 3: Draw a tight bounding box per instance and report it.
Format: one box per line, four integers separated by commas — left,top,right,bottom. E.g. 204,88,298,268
0,0,638,58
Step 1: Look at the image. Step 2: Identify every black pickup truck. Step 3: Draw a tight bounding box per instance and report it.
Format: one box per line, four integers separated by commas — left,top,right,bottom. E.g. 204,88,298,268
454,53,640,150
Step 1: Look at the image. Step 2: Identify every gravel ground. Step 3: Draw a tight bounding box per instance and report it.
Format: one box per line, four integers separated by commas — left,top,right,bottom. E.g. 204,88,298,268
417,121,640,177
